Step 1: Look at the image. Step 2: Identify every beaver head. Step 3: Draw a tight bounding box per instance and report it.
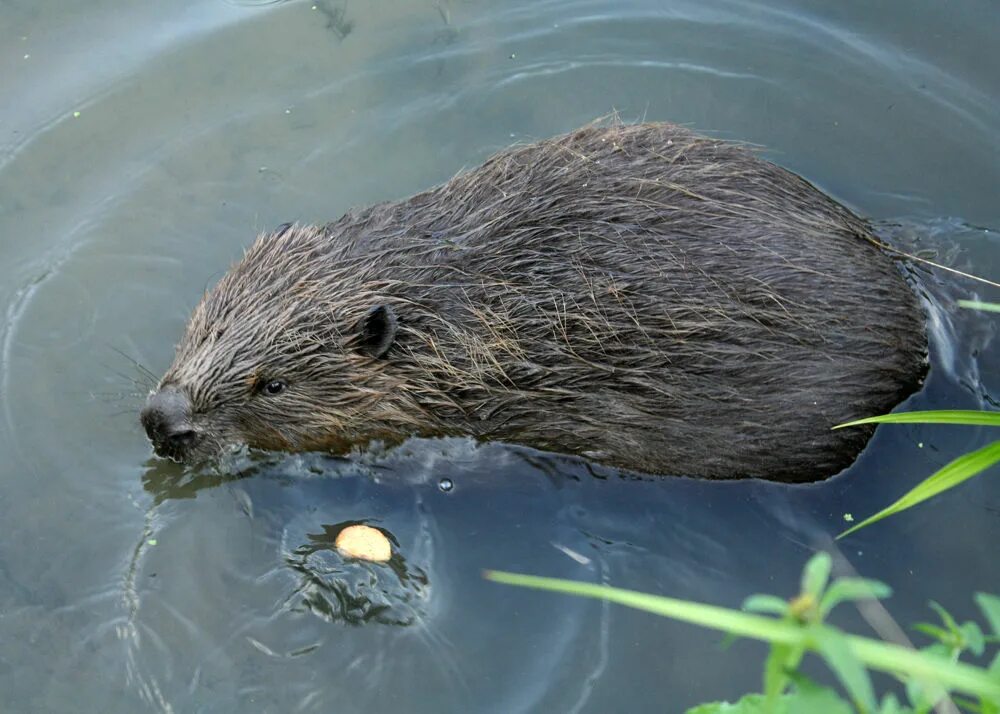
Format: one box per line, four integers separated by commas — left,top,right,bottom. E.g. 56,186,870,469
140,223,411,463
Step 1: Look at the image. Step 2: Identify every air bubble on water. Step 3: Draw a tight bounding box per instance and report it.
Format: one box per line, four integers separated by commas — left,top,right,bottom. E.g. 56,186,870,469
438,478,454,493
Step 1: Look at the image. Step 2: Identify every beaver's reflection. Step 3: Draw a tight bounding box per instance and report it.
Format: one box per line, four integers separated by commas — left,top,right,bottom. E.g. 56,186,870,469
140,456,232,502
139,449,363,503
282,521,430,627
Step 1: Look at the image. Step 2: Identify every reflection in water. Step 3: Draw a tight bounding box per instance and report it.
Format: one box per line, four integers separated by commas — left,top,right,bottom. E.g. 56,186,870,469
312,0,354,40
514,449,638,484
876,218,1000,398
140,457,227,503
124,452,440,711
139,448,373,503
282,520,430,626
116,440,625,713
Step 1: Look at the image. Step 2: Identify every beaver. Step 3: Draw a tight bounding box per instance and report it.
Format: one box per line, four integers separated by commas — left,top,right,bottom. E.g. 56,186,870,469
140,121,927,482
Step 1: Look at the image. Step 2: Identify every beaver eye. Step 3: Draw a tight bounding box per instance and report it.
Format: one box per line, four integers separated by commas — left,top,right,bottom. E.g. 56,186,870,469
260,379,286,396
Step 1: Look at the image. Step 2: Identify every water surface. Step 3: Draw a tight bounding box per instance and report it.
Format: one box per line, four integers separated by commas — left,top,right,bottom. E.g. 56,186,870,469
1,1,998,711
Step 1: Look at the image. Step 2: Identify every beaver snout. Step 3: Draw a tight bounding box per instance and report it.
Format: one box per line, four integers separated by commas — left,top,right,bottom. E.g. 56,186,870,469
141,387,199,461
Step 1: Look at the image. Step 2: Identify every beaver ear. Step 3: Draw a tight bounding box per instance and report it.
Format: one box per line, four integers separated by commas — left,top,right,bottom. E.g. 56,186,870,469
354,304,398,359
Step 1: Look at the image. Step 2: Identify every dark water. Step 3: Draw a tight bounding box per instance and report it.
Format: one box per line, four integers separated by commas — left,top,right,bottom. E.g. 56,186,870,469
1,1,999,712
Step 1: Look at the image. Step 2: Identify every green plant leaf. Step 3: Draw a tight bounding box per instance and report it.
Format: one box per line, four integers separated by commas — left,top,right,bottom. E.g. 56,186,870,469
983,653,1000,714
802,553,833,600
989,651,1000,679
975,593,1000,637
786,690,852,714
928,601,960,634
820,578,892,617
814,627,877,713
687,684,857,714
838,440,1000,538
959,300,1000,313
905,645,951,712
785,678,854,714
876,693,907,714
905,669,946,713
484,570,1000,701
959,621,986,656
948,694,982,714
764,642,795,706
743,595,789,616
912,623,951,643
686,694,773,713
834,410,1000,429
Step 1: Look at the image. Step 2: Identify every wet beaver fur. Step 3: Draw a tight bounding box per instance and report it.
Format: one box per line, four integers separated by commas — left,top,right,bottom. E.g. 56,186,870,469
141,121,926,482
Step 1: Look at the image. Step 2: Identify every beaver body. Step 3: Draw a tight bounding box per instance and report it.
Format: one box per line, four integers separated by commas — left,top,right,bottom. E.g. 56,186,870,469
142,122,926,482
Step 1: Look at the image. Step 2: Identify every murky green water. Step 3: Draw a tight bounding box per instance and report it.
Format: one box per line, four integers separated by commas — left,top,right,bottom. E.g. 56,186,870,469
1,1,998,712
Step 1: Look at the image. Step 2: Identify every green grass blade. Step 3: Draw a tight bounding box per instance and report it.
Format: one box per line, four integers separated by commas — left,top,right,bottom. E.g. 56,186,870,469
975,593,1000,637
958,300,1000,313
486,570,808,643
484,570,1000,701
837,440,1000,538
834,410,1000,429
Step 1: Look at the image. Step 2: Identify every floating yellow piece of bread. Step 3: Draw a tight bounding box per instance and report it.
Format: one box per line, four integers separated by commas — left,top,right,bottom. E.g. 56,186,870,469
335,525,391,563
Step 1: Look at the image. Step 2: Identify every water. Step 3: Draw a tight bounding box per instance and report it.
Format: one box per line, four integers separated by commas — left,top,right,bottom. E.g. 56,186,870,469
1,0,998,711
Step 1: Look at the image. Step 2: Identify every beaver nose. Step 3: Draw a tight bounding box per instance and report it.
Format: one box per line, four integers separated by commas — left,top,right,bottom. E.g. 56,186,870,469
141,387,198,458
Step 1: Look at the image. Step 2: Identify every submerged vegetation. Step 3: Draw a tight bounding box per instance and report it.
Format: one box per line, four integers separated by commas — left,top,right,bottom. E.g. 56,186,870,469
487,554,1000,713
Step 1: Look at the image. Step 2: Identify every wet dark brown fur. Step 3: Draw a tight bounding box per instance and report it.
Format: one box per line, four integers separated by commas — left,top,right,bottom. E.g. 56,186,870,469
144,121,927,482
